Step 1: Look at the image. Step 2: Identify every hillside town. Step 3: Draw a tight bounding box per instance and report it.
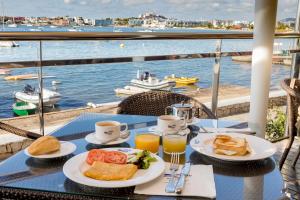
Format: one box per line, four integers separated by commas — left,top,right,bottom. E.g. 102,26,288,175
0,12,296,31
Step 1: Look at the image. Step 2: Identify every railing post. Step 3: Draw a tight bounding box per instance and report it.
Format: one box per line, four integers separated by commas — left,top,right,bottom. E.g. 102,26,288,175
211,39,222,117
291,0,300,78
38,40,44,135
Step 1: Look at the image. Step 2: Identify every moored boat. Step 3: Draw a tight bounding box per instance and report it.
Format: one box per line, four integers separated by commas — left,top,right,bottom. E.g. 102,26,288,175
164,74,199,85
4,74,56,81
130,71,176,90
0,69,11,75
0,41,19,47
13,102,36,116
15,84,61,107
114,85,150,95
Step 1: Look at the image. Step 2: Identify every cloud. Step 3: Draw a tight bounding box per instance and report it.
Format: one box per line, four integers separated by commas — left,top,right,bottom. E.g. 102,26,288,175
98,0,112,3
64,0,73,4
122,0,154,6
79,0,87,5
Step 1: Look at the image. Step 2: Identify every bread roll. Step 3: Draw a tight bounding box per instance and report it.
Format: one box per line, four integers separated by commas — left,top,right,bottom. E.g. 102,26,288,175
28,136,60,155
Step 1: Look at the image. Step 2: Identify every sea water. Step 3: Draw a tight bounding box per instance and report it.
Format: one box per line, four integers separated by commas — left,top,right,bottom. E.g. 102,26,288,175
0,26,292,118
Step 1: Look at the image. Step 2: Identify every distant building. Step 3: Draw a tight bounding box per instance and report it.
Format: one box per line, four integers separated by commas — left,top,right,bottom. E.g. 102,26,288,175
92,18,113,26
74,17,84,25
51,17,70,26
279,18,295,27
84,18,93,25
128,18,144,26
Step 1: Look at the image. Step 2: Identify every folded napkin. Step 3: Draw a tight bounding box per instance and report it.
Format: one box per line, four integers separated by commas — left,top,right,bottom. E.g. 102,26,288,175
199,127,255,135
134,164,216,199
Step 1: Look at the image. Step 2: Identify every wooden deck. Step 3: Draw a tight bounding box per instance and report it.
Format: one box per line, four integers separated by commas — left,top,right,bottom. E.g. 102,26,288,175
275,138,300,199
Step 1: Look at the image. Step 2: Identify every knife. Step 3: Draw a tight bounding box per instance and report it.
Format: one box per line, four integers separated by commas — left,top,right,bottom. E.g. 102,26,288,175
175,162,191,194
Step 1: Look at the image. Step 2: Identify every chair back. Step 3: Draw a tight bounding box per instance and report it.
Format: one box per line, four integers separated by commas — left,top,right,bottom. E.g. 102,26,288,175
116,91,216,119
0,122,41,139
281,78,300,137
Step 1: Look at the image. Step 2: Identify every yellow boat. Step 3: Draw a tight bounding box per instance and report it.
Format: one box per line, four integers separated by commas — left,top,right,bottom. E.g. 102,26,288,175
4,74,37,81
164,74,199,85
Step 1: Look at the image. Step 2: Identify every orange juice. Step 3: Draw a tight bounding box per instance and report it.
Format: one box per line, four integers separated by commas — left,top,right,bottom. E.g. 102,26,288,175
135,134,160,153
163,135,187,154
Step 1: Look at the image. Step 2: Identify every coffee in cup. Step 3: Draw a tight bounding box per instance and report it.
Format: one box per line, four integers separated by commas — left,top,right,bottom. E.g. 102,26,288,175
95,121,128,143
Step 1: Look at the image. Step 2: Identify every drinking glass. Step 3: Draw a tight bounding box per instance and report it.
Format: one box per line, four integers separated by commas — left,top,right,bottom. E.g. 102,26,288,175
162,130,187,154
135,132,160,154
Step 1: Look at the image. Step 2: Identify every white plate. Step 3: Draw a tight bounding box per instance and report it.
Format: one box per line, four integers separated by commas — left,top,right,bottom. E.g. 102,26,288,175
190,132,276,162
24,141,76,159
148,126,190,136
63,148,165,188
85,132,130,145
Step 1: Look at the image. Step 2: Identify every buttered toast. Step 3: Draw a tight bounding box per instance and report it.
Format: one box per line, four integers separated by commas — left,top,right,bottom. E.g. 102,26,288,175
213,135,251,156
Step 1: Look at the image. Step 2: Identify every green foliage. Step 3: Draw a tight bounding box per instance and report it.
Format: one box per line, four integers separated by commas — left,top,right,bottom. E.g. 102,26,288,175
265,108,286,140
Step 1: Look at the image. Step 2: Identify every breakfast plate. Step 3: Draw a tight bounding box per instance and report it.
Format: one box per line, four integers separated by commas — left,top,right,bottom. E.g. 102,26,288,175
148,126,190,136
24,141,76,159
63,148,165,188
85,131,130,145
190,132,276,162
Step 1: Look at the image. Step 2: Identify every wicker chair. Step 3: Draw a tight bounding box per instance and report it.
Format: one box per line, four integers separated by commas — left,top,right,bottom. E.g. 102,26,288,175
279,78,300,169
116,91,216,119
0,121,41,139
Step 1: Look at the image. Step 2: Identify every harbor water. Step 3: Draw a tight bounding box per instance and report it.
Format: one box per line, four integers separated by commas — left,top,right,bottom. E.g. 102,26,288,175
0,26,292,118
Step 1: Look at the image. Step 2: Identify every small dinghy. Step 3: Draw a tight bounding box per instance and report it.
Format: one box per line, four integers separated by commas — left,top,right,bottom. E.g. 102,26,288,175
130,71,176,90
115,85,150,95
164,74,199,85
15,84,61,107
13,102,36,116
0,69,11,75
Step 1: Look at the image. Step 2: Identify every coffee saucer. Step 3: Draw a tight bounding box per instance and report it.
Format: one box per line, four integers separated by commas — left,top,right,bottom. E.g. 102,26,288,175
148,127,190,136
85,131,130,145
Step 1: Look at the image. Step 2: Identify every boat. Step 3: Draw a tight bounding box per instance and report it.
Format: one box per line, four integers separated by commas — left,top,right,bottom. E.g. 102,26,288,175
13,102,36,116
114,85,150,95
50,25,57,28
68,28,82,32
51,80,61,85
0,41,19,47
29,28,41,32
15,84,61,107
8,23,17,28
137,29,153,32
0,69,11,75
130,71,176,90
164,74,199,85
4,74,56,81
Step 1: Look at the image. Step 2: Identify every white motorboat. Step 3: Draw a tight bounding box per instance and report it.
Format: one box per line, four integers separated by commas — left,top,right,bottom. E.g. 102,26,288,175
130,71,176,90
29,28,41,32
15,85,61,107
0,69,11,75
0,41,19,47
115,85,150,95
8,23,17,28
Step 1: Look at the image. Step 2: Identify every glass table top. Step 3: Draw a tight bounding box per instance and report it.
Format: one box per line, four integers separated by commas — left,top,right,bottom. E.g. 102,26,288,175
0,113,284,200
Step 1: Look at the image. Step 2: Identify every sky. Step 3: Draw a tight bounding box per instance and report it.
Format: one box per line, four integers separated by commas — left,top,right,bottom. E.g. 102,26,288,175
1,0,298,21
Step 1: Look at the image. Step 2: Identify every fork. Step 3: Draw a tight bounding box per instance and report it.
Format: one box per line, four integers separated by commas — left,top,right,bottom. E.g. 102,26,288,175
165,152,180,193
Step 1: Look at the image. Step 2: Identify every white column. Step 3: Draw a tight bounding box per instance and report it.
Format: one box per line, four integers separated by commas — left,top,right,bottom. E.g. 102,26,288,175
248,0,278,138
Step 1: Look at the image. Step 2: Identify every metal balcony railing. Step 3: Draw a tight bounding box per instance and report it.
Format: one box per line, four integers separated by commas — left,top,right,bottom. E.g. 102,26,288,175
1,31,300,134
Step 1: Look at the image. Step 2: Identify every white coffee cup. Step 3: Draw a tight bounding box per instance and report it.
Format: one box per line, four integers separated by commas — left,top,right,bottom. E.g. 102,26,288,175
157,115,185,133
95,121,128,143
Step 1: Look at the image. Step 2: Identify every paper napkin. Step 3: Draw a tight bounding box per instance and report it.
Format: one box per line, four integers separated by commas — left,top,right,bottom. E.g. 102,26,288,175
134,164,216,199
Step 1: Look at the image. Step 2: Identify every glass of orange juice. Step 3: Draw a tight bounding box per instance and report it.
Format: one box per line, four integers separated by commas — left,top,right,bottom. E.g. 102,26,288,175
135,132,160,154
163,131,187,154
